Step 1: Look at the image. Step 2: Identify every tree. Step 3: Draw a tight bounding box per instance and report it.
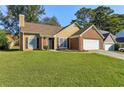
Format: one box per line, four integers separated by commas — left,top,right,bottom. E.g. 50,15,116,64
0,29,8,49
105,14,124,34
0,10,3,26
42,16,61,27
92,6,114,30
0,10,2,19
73,6,124,34
1,5,45,34
74,7,93,27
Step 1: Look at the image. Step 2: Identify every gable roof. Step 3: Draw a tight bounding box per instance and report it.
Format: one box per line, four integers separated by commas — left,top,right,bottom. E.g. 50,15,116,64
71,25,104,39
116,37,124,43
54,22,81,37
71,26,89,36
20,22,61,36
100,30,109,34
100,30,116,43
102,33,110,40
105,33,116,43
116,29,124,43
57,22,80,32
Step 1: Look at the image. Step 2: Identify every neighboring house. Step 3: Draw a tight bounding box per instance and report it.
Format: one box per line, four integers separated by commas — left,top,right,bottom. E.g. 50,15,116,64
6,31,15,49
19,15,115,51
116,30,124,48
100,30,116,51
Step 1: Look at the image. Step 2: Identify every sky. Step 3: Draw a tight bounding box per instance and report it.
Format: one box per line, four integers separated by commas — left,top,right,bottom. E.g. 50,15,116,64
1,5,124,27
43,5,124,26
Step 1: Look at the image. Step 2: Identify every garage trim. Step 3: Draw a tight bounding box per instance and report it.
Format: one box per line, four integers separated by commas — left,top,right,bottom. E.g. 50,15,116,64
80,25,104,39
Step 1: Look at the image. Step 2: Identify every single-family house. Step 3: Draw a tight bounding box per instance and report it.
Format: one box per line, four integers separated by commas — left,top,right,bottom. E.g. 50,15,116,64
100,30,116,51
19,14,115,51
19,15,81,51
6,31,19,49
116,30,124,48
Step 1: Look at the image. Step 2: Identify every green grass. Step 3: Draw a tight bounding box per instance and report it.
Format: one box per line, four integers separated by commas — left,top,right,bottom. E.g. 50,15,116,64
0,51,124,87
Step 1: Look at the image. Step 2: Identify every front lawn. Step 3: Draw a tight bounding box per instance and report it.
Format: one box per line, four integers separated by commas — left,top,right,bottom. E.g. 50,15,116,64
0,51,124,86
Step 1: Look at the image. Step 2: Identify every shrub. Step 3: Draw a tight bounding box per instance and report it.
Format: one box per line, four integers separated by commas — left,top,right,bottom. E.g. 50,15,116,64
114,43,120,51
43,45,49,50
43,36,48,39
0,30,8,50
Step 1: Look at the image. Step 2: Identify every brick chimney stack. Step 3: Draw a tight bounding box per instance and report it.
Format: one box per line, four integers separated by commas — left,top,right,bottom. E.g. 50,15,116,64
19,14,25,27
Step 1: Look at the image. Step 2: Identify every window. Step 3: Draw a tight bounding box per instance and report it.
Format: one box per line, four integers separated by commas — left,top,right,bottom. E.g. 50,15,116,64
59,38,68,48
25,37,28,49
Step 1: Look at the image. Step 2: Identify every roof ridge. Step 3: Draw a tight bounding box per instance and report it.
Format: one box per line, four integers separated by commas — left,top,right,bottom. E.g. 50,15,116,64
25,22,61,28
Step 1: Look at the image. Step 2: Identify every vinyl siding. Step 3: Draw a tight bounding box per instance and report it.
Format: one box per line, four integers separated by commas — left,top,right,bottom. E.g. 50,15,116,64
54,23,80,49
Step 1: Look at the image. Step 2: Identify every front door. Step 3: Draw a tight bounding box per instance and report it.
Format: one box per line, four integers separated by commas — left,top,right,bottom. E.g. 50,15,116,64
49,38,54,49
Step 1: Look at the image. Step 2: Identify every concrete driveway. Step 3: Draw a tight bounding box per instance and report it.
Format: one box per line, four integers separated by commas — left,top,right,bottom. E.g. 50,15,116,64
91,50,124,60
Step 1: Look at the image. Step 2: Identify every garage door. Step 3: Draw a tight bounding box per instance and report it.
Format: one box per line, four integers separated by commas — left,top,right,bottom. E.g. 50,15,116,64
28,35,37,49
83,39,99,50
105,43,114,51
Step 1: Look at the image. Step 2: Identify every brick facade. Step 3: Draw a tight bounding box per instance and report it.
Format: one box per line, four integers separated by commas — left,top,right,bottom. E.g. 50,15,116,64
20,22,104,51
70,38,79,50
70,27,104,51
43,38,48,46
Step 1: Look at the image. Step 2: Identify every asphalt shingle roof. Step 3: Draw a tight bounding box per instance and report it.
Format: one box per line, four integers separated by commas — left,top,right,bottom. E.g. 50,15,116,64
116,37,124,43
99,30,109,34
116,29,124,38
100,30,116,42
71,26,90,36
20,22,61,36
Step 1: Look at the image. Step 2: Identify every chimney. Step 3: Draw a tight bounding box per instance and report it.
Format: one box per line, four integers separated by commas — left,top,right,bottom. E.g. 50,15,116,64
19,14,25,27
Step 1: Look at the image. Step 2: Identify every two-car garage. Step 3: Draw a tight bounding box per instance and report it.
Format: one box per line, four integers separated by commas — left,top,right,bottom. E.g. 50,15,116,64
83,39,100,50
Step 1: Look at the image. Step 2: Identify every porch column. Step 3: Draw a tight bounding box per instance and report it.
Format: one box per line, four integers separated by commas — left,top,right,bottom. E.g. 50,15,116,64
79,37,83,51
22,32,24,50
40,37,43,50
54,37,57,50
19,32,24,51
68,38,70,49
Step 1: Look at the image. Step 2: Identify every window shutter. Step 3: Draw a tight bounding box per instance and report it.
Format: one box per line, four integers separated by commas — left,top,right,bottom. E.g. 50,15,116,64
25,37,28,49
